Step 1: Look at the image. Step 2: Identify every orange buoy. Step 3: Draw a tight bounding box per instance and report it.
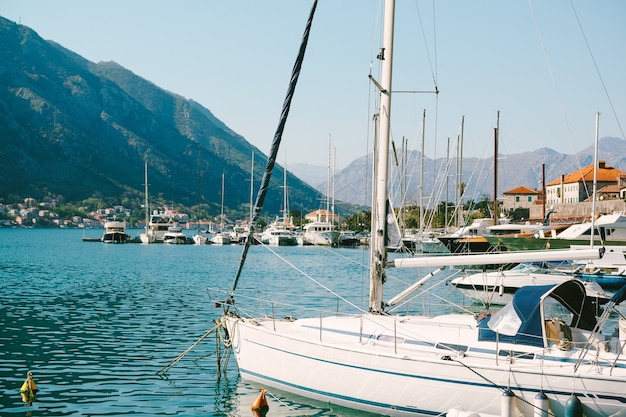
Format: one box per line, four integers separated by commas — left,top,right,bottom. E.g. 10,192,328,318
19,371,38,393
251,387,269,416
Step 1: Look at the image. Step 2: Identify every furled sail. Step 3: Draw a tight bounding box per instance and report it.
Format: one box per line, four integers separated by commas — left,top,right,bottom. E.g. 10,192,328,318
226,0,318,304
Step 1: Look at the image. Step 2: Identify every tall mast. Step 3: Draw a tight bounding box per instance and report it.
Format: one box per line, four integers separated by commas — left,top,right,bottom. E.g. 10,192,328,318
369,0,395,313
493,111,499,224
283,152,288,223
220,172,225,230
456,116,465,227
325,134,331,222
250,152,254,224
420,109,425,235
144,162,149,234
591,112,600,247
332,146,336,224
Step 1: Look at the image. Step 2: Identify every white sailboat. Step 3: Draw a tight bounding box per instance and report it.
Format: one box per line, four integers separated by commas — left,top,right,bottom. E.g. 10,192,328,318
260,156,298,246
138,162,152,243
219,2,626,415
302,136,340,246
210,172,231,245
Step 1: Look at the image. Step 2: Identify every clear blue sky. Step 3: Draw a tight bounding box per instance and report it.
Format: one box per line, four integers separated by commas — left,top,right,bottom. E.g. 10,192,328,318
1,1,624,169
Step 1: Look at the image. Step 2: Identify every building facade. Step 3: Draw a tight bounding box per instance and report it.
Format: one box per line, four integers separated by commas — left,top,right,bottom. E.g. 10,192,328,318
545,160,626,205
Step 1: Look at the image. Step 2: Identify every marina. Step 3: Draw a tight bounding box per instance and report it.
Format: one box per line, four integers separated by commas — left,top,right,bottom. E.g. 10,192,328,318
2,1,626,415
1,228,410,416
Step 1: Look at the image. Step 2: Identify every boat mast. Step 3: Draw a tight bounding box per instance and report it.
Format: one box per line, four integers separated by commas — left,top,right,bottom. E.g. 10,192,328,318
220,172,225,231
369,0,395,313
420,109,425,236
283,152,288,224
250,151,254,224
493,111,499,224
144,162,149,234
591,112,600,248
456,115,464,229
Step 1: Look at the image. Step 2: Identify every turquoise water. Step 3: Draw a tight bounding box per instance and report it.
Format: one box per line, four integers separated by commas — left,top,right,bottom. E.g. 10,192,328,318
0,229,460,416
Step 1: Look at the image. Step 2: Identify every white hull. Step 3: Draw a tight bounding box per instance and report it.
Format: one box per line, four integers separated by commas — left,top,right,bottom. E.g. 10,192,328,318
138,233,153,244
452,265,610,305
163,235,187,244
260,228,298,246
224,312,626,416
192,234,208,245
303,230,340,246
211,233,231,245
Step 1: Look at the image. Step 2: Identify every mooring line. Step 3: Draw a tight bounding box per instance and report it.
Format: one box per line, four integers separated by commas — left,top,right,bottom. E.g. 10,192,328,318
157,320,223,376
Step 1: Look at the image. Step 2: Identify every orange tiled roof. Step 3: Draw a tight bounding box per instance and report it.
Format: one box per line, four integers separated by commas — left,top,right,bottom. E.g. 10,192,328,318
597,184,622,193
546,161,625,186
503,186,539,195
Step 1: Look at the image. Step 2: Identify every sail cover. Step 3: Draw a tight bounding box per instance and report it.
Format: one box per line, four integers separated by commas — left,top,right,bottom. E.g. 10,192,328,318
479,280,598,347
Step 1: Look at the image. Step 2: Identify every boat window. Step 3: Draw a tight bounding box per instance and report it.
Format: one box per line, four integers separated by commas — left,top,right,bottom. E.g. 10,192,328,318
498,350,534,360
376,334,405,344
542,298,573,324
435,343,468,353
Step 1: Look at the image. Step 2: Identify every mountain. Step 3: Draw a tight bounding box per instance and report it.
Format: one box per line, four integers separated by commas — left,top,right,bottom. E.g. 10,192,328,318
3,16,623,219
0,16,326,218
289,163,327,189
318,136,626,207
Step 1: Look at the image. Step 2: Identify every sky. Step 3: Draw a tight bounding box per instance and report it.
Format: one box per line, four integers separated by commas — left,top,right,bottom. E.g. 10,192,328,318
1,1,625,170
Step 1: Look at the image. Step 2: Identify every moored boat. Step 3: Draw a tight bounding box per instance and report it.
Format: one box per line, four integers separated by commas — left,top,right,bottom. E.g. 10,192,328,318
163,225,189,244
215,2,626,415
101,219,132,243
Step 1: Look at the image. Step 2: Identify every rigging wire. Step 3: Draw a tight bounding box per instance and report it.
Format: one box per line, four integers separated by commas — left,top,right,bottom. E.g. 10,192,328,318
527,0,588,197
568,0,625,141
258,243,368,313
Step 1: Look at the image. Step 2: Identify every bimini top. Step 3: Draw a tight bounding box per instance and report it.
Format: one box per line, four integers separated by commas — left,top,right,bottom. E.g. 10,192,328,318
478,280,598,347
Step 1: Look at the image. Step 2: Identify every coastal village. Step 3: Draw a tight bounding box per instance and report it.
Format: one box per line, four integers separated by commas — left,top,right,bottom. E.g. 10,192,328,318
504,160,626,222
2,159,625,232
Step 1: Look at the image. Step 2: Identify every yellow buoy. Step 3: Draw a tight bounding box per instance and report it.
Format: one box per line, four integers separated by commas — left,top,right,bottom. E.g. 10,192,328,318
19,371,38,393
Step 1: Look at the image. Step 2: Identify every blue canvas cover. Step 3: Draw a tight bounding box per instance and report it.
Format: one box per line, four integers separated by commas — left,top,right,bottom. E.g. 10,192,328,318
478,280,598,347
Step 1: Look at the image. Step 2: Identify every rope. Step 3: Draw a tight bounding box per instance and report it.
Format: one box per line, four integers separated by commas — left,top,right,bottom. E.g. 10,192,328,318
450,357,558,417
157,321,223,376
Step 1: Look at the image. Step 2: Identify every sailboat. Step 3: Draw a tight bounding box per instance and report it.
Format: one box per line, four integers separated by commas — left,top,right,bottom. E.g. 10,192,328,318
219,1,626,415
302,135,340,246
259,156,298,246
210,172,231,245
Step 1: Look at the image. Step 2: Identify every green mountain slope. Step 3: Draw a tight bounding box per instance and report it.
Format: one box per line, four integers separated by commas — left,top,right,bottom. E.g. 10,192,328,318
0,16,325,218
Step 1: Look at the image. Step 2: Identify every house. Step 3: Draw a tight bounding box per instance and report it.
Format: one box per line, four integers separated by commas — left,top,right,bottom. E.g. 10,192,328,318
545,160,626,205
304,209,339,224
502,186,541,212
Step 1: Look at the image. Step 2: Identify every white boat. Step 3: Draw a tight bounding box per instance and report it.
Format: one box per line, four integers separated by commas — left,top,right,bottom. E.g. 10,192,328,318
138,162,153,243
218,2,626,415
210,233,231,245
163,225,188,244
210,173,231,246
192,232,208,245
556,245,626,289
451,262,611,305
302,136,340,247
101,219,132,243
259,155,299,247
302,221,339,246
260,221,298,246
140,210,174,243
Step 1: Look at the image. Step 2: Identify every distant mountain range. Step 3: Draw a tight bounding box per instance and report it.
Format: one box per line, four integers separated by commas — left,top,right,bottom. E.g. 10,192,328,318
294,137,626,208
2,15,624,220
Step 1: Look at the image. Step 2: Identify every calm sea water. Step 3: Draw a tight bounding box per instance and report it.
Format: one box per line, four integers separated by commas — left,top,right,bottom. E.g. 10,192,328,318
0,228,461,416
